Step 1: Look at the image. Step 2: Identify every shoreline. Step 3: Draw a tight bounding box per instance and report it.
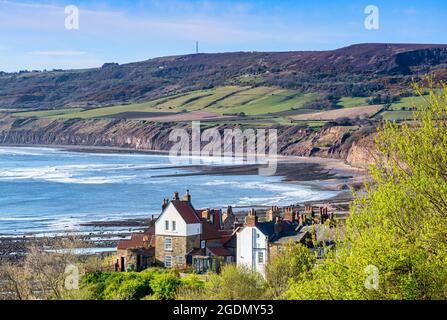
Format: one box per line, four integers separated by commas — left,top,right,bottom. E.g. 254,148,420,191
0,144,366,259
0,143,366,178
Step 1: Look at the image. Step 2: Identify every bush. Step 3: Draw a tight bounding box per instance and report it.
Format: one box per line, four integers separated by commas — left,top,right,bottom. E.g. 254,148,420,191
203,265,267,300
81,269,163,300
150,273,181,300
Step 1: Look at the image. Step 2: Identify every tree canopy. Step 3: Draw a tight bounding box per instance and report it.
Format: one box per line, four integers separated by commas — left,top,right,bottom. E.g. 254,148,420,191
285,80,447,300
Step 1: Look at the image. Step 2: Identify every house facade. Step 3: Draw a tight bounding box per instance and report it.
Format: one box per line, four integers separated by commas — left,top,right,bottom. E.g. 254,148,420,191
117,190,238,272
117,191,335,275
154,191,202,268
236,206,335,277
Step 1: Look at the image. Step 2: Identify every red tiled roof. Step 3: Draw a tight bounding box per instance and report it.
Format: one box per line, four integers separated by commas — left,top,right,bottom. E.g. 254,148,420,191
171,200,201,224
117,233,147,250
207,246,232,256
200,219,222,240
217,230,235,244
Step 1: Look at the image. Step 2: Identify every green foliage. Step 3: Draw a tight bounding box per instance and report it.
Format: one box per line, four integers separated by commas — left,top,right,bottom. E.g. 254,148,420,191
284,80,447,300
81,269,166,300
265,242,316,298
203,265,267,300
149,272,181,300
180,274,205,290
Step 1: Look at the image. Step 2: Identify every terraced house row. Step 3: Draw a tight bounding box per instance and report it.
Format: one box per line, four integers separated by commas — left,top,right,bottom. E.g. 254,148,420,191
116,191,335,276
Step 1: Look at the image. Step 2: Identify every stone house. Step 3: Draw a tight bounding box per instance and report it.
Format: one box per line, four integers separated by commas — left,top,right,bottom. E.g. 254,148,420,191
116,219,156,272
154,191,236,271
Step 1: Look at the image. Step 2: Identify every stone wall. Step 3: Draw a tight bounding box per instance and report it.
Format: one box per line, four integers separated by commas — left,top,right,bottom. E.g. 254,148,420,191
155,234,200,268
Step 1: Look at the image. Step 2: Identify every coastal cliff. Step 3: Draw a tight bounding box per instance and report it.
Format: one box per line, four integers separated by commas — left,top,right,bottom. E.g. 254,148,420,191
0,117,376,168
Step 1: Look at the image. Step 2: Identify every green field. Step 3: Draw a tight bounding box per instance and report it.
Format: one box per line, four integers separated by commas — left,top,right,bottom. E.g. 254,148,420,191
379,111,415,121
12,86,320,120
12,108,84,118
389,95,429,111
337,97,368,108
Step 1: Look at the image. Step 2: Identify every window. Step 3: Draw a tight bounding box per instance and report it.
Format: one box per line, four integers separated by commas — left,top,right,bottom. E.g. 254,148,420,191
172,221,176,231
258,251,264,264
164,256,172,268
201,240,206,249
164,237,172,251
177,256,183,264
165,220,169,231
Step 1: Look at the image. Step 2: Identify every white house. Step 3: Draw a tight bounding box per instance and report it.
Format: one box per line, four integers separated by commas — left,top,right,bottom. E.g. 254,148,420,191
236,222,269,276
236,207,302,277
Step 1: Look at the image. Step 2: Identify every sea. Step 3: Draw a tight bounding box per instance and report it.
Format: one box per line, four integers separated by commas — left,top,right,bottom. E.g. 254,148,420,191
0,147,337,237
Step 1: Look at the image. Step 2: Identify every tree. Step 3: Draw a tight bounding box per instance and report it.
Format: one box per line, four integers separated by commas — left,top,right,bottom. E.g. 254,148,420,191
0,237,92,300
265,242,316,298
285,80,447,300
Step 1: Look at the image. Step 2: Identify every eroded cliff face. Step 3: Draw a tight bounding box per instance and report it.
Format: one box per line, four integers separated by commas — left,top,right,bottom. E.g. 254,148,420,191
0,118,376,168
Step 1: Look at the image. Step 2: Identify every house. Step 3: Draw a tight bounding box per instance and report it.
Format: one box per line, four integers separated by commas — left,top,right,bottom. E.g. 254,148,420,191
154,191,236,272
116,218,156,272
236,206,335,277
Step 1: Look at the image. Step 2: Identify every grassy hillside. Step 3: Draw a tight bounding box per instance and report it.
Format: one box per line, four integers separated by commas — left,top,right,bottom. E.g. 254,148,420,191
2,44,447,110
12,86,319,120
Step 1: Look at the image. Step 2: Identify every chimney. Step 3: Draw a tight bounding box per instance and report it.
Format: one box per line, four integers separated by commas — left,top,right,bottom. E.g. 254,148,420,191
283,207,295,222
162,198,169,211
266,206,280,222
173,192,180,201
183,189,191,203
245,208,258,227
149,214,156,228
213,209,222,230
274,216,283,236
201,209,210,220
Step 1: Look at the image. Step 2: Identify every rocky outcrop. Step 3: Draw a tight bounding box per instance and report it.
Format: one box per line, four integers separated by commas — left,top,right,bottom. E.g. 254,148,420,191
0,118,376,168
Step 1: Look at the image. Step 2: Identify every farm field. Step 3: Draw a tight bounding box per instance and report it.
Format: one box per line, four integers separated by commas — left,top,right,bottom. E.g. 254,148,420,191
11,86,320,121
388,95,429,110
291,105,383,121
337,97,368,108
379,111,415,121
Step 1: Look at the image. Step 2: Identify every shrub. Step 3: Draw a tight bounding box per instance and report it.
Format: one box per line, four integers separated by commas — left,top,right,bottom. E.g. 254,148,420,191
150,273,181,300
203,265,267,300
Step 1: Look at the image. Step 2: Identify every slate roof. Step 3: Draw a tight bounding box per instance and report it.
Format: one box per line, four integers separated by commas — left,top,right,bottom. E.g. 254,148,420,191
256,220,300,242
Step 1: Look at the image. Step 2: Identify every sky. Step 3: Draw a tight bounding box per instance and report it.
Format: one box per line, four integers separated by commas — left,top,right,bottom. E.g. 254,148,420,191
0,0,446,72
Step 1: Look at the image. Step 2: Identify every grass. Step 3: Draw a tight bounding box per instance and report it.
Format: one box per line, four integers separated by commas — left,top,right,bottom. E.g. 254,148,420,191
219,91,318,116
337,97,368,108
11,86,320,121
379,111,415,121
12,108,84,118
388,95,429,111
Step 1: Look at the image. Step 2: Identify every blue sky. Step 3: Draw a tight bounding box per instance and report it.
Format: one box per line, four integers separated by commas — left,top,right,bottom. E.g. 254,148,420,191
0,0,446,72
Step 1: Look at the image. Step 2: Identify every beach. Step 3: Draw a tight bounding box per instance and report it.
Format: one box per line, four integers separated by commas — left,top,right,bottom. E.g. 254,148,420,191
0,145,366,261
